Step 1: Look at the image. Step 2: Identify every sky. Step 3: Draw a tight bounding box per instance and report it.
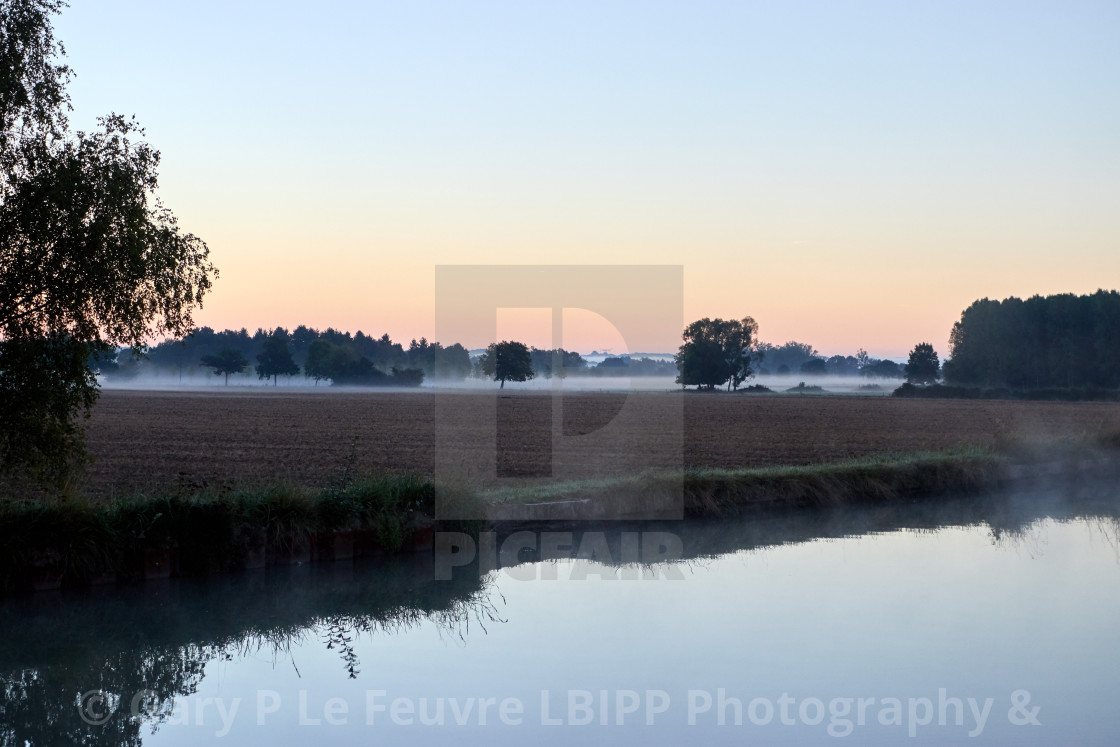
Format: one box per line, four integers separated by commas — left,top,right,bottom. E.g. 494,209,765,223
55,1,1120,357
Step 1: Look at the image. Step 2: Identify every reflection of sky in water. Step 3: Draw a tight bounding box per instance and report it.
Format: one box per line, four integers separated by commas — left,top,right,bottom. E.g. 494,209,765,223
133,516,1120,746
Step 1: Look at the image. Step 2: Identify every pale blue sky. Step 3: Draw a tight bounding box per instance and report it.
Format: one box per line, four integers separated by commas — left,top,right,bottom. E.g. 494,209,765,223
55,1,1120,355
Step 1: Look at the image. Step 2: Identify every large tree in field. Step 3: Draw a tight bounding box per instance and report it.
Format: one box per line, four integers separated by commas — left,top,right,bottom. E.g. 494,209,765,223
675,317,759,390
0,0,216,484
304,338,333,384
479,341,534,389
200,348,247,385
255,331,299,385
904,343,940,385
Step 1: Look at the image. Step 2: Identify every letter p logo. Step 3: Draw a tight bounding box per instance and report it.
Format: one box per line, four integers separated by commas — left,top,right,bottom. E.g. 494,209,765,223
434,265,683,521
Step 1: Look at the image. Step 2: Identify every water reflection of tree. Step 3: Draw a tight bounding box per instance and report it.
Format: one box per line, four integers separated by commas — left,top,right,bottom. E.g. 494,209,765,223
4,481,1119,746
0,560,496,746
318,588,508,678
1,643,219,746
1089,517,1120,565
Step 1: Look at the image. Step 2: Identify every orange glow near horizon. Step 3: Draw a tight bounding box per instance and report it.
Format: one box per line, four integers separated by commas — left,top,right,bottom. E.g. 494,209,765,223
191,233,1120,360
53,0,1120,363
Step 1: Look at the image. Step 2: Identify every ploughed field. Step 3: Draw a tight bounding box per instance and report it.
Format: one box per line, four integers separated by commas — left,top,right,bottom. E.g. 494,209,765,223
80,389,1120,496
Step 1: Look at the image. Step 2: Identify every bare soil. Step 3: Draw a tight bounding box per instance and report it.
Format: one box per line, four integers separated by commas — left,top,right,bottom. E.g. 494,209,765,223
80,389,1120,496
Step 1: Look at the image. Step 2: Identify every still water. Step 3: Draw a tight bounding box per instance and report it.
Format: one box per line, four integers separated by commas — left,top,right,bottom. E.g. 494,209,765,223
2,484,1119,745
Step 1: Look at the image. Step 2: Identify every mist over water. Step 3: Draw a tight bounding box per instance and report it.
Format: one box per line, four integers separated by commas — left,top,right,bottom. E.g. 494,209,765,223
4,483,1119,744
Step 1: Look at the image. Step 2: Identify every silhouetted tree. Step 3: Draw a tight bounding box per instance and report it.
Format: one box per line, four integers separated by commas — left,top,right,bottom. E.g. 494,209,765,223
0,2,215,483
826,355,861,376
200,348,248,385
0,335,100,484
365,332,406,371
861,359,904,379
855,348,872,371
528,347,587,379
904,343,940,385
800,358,827,376
390,366,425,387
675,317,759,390
407,337,435,376
255,331,299,385
435,343,473,379
290,324,318,367
943,291,1120,388
676,337,725,389
754,341,817,376
325,346,388,385
304,339,333,384
479,341,535,388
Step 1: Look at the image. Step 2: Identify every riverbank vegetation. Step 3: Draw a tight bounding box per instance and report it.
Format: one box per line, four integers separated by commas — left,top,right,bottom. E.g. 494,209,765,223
5,432,1120,595
0,475,434,595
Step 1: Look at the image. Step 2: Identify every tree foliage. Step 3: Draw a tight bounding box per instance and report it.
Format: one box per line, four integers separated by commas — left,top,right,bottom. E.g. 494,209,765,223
528,347,587,379
587,355,676,377
799,358,827,376
675,317,759,390
825,355,860,376
432,342,472,380
943,291,1120,388
0,334,101,484
408,337,472,380
199,348,247,385
304,338,333,384
254,330,299,385
479,341,535,388
754,341,816,376
0,1,215,482
860,359,904,379
303,339,424,386
904,342,940,385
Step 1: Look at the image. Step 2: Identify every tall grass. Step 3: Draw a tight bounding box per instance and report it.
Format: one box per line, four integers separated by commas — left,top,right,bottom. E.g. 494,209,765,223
0,475,433,594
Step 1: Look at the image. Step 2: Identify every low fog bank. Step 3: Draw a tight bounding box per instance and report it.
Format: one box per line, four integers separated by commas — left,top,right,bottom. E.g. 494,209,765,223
434,375,682,392
752,374,900,395
98,371,903,395
98,372,686,393
97,371,430,394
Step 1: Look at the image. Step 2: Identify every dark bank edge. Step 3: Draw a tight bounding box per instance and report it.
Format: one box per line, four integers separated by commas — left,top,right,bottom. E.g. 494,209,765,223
3,437,1119,596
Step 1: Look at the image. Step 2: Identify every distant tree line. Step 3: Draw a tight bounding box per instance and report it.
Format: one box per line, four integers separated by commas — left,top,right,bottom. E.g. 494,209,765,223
586,356,678,377
78,292,1120,398
518,348,677,379
92,326,681,387
754,341,905,379
92,326,466,387
526,348,587,379
670,317,912,391
943,291,1120,388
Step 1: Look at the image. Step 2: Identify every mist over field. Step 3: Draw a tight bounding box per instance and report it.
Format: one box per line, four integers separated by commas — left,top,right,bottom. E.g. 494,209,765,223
97,370,900,395
96,371,683,393
752,374,896,394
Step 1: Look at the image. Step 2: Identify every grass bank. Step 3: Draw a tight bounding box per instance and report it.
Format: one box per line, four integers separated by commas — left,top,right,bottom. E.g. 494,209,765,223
477,446,1007,521
0,476,433,595
4,436,1120,594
